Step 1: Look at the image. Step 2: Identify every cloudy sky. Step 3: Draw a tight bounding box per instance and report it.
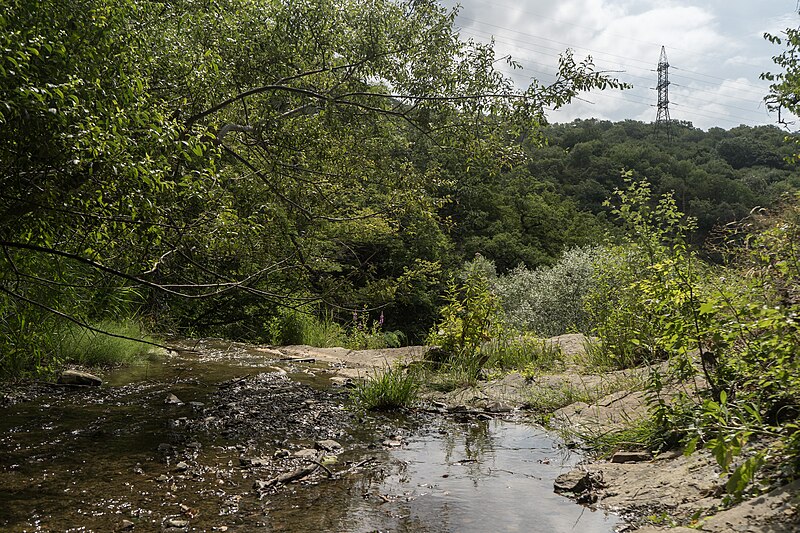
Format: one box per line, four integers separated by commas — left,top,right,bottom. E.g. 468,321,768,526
438,0,799,130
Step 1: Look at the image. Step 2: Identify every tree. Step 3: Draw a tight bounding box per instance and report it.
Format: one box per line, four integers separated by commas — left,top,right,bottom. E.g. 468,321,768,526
0,0,624,373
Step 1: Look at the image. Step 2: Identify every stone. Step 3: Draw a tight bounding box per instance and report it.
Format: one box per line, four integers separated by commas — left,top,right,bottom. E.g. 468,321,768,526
58,369,102,386
610,450,652,463
554,470,592,494
239,456,270,467
174,461,189,472
382,439,402,448
164,394,184,405
165,517,189,528
315,439,342,452
292,448,319,458
486,401,513,413
119,519,134,530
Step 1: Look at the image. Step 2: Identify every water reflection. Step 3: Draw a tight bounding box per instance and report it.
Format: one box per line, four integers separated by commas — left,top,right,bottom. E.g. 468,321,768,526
0,341,617,532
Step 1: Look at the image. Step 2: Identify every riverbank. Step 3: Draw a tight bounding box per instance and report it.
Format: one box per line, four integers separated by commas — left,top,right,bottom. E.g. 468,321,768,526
0,339,615,532
1,337,797,532
268,336,799,533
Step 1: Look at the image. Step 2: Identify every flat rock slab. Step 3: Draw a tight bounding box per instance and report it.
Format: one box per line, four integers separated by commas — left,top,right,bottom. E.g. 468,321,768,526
610,450,652,463
58,370,102,386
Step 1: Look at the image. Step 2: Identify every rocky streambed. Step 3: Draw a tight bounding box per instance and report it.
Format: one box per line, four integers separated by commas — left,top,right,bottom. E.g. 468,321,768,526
0,339,618,532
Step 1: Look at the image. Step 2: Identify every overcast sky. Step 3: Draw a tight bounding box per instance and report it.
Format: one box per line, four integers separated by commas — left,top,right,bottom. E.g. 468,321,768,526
439,0,799,130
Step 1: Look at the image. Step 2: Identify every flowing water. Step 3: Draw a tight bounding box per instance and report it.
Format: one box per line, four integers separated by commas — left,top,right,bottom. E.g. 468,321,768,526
0,340,618,532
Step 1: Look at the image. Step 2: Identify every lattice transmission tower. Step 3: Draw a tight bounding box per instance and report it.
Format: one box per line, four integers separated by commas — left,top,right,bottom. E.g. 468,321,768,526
655,46,671,134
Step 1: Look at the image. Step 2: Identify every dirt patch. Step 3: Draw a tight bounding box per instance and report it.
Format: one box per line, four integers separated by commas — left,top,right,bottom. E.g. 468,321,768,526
260,344,429,380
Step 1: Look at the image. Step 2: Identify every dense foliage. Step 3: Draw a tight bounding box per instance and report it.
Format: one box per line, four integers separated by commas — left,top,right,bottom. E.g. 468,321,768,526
0,0,622,375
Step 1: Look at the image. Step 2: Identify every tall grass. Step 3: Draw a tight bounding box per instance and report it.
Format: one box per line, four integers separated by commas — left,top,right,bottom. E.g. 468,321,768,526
484,334,563,372
59,319,157,366
350,363,419,410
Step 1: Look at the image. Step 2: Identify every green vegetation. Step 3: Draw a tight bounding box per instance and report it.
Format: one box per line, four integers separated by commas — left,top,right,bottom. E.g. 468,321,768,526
350,364,420,411
59,320,157,366
0,0,621,376
2,0,800,505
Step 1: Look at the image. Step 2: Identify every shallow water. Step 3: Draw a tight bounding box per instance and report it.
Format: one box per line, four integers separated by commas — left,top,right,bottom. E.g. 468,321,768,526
0,340,617,532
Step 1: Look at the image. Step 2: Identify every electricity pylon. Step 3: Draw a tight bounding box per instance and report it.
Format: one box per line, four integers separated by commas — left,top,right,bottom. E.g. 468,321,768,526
655,46,671,137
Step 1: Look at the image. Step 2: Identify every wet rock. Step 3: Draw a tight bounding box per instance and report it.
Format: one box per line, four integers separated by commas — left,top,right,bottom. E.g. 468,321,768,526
292,448,319,458
382,439,402,448
155,474,169,482
165,517,189,528
554,470,593,493
239,456,270,467
273,449,290,458
58,369,102,387
554,469,605,505
165,394,184,405
174,461,189,472
485,401,513,413
315,439,342,452
610,450,652,463
188,401,204,410
119,519,135,530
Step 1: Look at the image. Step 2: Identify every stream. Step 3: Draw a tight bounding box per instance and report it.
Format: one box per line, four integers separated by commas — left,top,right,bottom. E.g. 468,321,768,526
0,340,619,532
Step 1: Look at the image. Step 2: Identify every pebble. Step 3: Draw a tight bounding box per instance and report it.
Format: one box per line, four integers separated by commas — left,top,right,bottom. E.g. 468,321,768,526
175,461,190,472
165,394,184,405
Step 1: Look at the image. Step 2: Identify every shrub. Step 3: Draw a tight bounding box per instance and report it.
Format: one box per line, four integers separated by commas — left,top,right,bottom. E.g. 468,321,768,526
426,257,505,381
494,246,603,337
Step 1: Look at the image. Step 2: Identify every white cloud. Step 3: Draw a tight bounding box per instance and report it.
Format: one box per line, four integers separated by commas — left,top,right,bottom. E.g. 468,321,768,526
442,0,798,129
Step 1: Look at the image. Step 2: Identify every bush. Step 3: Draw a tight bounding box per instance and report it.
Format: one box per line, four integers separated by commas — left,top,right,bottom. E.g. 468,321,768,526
494,246,603,337
426,257,505,381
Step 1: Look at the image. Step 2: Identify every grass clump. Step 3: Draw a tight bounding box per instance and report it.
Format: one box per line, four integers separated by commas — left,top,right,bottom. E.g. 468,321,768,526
484,334,563,373
59,319,157,366
350,363,419,411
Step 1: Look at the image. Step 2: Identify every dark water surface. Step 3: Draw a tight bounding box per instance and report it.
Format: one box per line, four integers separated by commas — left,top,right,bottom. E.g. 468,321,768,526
0,340,617,532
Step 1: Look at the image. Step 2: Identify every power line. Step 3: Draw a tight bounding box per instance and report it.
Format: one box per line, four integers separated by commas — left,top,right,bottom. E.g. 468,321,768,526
460,27,772,113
